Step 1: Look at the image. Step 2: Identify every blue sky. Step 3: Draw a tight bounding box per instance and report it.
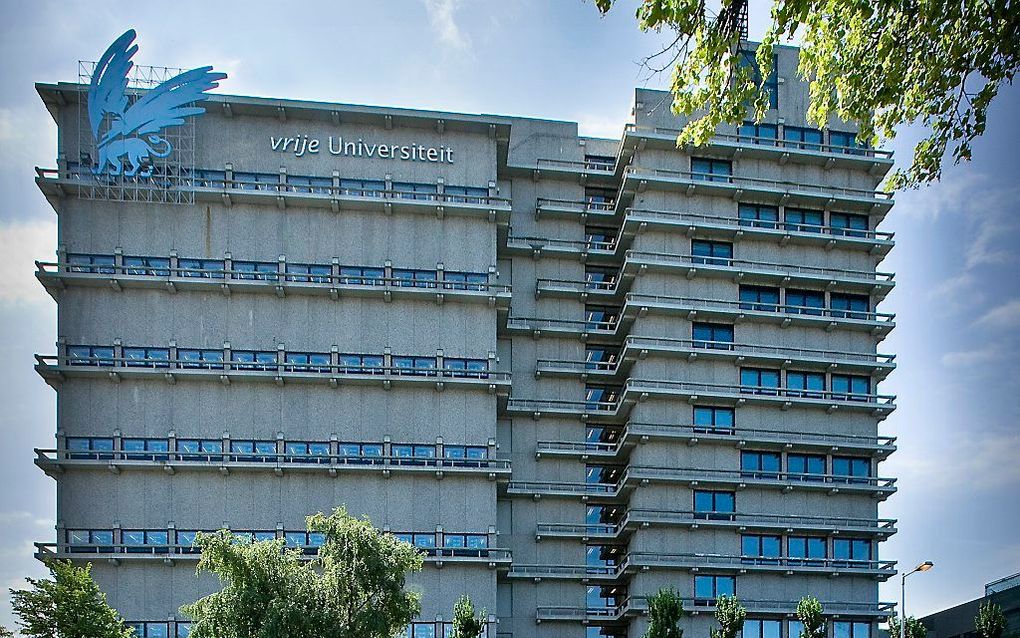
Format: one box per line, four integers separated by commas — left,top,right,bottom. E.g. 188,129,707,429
0,0,1018,629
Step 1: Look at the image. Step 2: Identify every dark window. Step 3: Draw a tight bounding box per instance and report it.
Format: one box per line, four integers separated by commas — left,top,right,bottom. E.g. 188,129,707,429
122,438,170,461
585,386,619,411
737,122,778,144
178,258,225,279
833,456,871,483
123,255,170,276
585,305,619,331
585,267,618,290
67,345,115,366
787,453,826,480
741,450,781,478
338,353,385,373
740,368,781,394
286,263,332,284
393,355,438,376
66,253,116,274
339,178,385,197
178,348,225,369
738,204,779,229
232,260,278,281
692,240,733,265
788,536,828,563
784,126,823,151
693,322,734,349
584,155,616,171
830,212,870,237
785,208,824,233
693,406,735,434
585,187,617,208
585,227,617,251
738,50,779,108
284,352,332,373
831,374,871,400
230,350,278,371
391,182,438,200
123,347,170,368
444,184,488,203
786,289,825,315
393,268,438,288
66,437,115,459
786,370,825,398
691,158,733,183
443,357,488,378
741,534,782,562
694,574,736,601
829,131,868,155
739,285,780,312
177,439,223,461
830,293,871,320
694,490,735,520
338,265,385,286
833,538,872,563
444,271,488,291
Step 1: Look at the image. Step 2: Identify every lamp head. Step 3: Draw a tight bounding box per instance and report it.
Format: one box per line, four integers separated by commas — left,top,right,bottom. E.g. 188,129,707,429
916,561,934,572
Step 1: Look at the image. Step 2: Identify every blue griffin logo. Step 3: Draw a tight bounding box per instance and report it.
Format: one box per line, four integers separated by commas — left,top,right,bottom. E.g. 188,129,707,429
88,29,226,177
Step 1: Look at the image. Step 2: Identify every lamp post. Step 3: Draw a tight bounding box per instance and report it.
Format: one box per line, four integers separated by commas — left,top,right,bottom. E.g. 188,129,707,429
900,561,934,638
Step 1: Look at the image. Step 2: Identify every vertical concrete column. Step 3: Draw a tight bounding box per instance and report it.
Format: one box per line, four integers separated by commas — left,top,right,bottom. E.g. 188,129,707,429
278,254,287,280
277,343,285,369
169,249,178,276
223,341,232,371
113,246,123,271
112,338,123,363
436,349,445,375
112,428,122,457
56,336,67,365
168,339,177,370
224,162,234,186
436,261,445,288
279,166,287,192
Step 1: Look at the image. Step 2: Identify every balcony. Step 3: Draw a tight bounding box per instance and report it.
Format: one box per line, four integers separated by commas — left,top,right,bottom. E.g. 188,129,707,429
504,231,617,261
620,167,892,215
535,420,896,460
35,345,510,394
35,258,510,306
34,447,511,481
535,509,897,541
535,336,896,381
535,197,618,221
536,597,896,623
506,464,895,500
34,165,511,223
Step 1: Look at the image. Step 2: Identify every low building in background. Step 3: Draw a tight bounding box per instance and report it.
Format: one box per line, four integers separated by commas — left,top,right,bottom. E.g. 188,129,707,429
921,573,1020,638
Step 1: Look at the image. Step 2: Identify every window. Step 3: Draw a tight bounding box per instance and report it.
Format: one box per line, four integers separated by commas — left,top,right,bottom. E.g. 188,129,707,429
284,352,332,373
287,174,332,194
232,171,276,190
691,158,733,183
230,440,277,461
738,203,780,229
785,208,824,232
66,437,114,460
393,268,438,288
694,490,735,520
391,181,438,200
230,350,278,371
741,451,781,478
67,345,115,366
585,305,619,331
178,258,225,278
788,536,827,564
444,445,487,466
585,386,619,411
123,347,170,368
693,406,735,434
833,538,872,563
830,212,870,237
692,240,733,265
693,322,734,349
392,444,437,464
338,353,385,373
340,178,385,197
785,289,825,315
789,621,805,638
585,348,618,371
834,622,872,638
443,357,488,378
123,255,170,276
67,253,116,274
444,271,488,291
787,453,826,480
392,355,437,376
833,456,871,483
122,530,170,553
177,348,225,369
829,131,867,155
694,575,736,602
584,155,616,171
587,544,621,568
444,184,488,203
122,438,170,461
737,122,778,144
738,50,779,108
177,623,192,638
178,439,223,461
585,187,617,208
786,370,825,398
586,465,622,485
744,620,782,638
784,126,823,151
339,265,385,285
740,368,781,394
286,263,332,284
739,285,780,312
67,529,114,551
128,623,170,638
285,441,331,463
741,534,781,562
232,260,278,281
830,293,871,320
586,226,617,251
585,267,618,290
831,374,871,400
285,531,326,554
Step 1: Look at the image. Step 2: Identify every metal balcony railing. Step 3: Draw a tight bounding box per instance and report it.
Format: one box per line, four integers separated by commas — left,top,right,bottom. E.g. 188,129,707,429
626,293,896,325
535,158,617,173
536,197,617,213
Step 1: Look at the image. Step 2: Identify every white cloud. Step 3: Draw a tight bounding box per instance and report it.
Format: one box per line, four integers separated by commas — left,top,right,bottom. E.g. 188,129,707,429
941,344,1010,367
0,218,56,305
422,0,470,50
895,430,1020,491
976,298,1020,330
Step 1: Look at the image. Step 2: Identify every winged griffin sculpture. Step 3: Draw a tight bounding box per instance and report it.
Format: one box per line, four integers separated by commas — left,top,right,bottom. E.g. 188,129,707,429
88,29,226,177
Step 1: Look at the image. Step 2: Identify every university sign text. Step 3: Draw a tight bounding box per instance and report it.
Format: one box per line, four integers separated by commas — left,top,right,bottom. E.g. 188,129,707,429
270,135,454,163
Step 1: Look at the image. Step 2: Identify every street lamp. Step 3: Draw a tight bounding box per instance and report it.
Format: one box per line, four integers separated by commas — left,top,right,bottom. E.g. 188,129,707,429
901,561,935,638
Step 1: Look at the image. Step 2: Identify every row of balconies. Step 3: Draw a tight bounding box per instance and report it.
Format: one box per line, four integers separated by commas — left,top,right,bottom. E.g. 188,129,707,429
534,508,896,541
35,164,512,222
511,206,894,261
36,252,510,306
504,464,895,500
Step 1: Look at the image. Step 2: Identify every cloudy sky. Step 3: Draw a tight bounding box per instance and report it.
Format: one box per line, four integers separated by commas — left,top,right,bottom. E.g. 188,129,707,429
1,0,1018,629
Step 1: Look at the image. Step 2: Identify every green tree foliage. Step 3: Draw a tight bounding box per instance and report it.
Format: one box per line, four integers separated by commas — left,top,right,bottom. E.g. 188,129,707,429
594,0,1020,189
450,595,486,638
0,626,13,637
888,614,930,638
8,560,133,638
645,587,686,638
710,595,747,638
181,506,424,638
976,601,1008,638
796,597,826,638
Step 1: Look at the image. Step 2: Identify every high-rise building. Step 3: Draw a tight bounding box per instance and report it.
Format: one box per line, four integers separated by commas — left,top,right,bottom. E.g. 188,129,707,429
32,41,898,638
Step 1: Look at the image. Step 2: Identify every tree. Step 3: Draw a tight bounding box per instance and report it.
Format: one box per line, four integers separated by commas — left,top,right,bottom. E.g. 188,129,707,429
594,0,1020,189
8,560,134,638
710,595,747,638
975,601,1007,638
645,587,686,638
450,595,486,638
181,506,425,638
0,626,15,638
796,597,826,638
888,614,929,638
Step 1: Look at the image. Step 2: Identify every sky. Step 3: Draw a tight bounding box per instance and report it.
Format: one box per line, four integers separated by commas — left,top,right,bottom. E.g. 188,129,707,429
0,0,1018,630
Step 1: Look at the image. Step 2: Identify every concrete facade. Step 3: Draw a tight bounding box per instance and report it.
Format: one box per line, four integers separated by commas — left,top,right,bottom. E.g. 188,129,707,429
34,43,897,638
